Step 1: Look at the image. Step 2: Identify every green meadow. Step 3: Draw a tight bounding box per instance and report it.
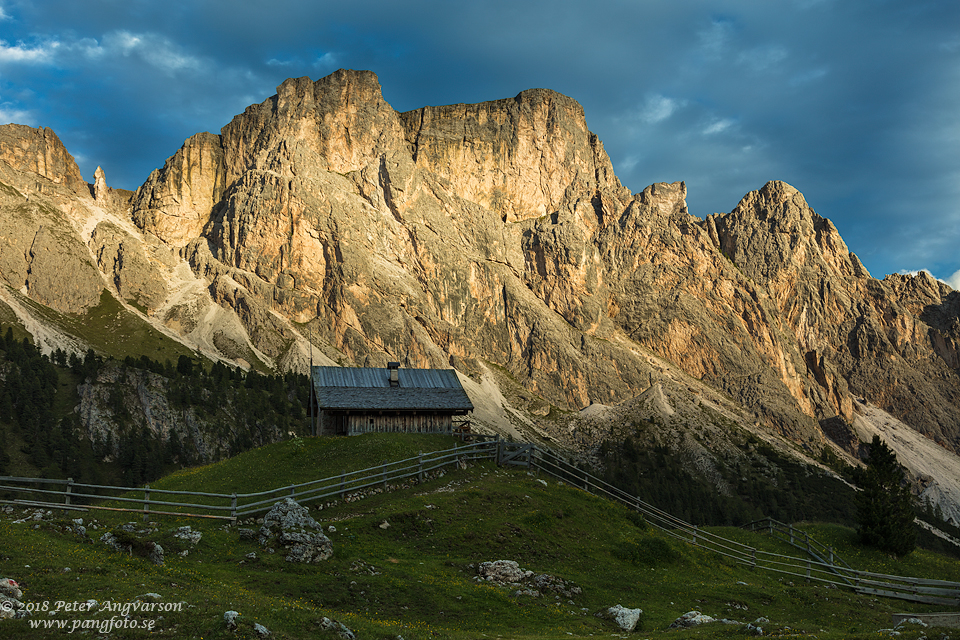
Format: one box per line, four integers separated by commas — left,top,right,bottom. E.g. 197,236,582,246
1,434,958,639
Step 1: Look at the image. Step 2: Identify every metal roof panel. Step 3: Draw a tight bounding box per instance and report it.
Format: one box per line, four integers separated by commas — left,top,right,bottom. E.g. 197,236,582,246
312,366,474,412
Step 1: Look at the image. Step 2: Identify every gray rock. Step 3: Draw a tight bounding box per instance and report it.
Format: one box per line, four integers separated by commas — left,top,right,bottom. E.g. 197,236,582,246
253,622,270,637
477,560,532,584
173,526,202,545
99,532,125,553
0,578,22,600
224,610,240,630
530,572,582,598
669,611,717,629
606,604,643,632
148,543,164,566
0,578,26,620
895,617,928,628
0,595,21,620
319,616,356,640
259,499,332,563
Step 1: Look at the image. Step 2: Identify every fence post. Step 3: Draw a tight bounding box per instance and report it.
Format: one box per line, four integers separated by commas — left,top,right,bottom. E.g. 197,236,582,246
418,452,424,483
751,548,757,567
693,525,698,546
231,493,237,520
382,461,387,492
143,484,150,522
340,471,346,500
829,546,834,567
65,478,73,507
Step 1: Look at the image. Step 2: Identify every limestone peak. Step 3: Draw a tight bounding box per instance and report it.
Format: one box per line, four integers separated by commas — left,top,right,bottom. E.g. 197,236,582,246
0,124,87,194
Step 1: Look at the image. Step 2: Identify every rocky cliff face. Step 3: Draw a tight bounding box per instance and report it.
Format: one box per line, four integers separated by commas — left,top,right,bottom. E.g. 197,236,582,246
0,125,87,194
0,133,104,315
399,87,626,223
715,183,960,447
1,69,960,516
116,69,960,450
133,132,226,246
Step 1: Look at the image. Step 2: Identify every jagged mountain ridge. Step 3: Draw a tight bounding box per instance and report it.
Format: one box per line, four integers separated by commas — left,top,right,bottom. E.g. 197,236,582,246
1,69,960,519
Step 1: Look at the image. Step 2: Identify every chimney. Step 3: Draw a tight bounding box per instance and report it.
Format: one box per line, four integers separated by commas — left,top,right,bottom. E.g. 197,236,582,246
387,361,400,387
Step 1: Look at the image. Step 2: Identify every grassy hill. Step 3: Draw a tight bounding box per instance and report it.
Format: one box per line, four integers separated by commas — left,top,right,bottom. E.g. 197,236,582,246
1,434,958,639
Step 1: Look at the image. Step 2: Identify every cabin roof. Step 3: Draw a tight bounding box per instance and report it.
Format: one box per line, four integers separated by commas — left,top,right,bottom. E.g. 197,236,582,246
311,366,474,413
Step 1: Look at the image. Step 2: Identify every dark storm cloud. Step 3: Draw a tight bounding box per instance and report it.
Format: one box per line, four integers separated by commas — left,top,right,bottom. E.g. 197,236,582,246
0,0,957,282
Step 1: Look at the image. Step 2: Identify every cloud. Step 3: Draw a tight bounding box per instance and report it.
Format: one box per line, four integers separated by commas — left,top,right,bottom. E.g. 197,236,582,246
99,31,205,75
702,117,736,135
637,94,685,125
313,52,338,70
697,17,735,61
0,103,35,125
789,66,828,86
0,38,58,64
736,45,788,72
618,154,639,173
940,36,960,53
0,29,207,78
946,269,960,291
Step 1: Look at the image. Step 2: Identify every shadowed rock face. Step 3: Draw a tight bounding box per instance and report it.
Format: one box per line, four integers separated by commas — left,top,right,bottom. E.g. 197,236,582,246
1,69,958,459
0,132,104,315
715,182,960,447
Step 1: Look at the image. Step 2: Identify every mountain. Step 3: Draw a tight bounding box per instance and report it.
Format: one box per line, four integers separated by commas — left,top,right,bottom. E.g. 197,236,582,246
1,69,959,524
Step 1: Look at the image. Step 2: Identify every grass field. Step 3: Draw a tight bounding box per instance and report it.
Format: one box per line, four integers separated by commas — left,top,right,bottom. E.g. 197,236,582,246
1,434,958,639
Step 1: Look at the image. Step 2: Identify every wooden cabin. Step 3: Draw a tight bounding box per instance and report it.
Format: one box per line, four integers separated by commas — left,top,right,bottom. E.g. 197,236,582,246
311,362,474,436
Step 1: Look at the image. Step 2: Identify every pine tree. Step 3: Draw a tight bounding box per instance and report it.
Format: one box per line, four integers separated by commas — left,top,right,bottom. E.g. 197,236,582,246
856,435,916,556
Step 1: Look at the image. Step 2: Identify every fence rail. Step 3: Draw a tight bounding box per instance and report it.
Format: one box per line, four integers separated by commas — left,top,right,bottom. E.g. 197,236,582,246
743,518,856,585
0,439,498,521
2,437,956,607
525,448,960,607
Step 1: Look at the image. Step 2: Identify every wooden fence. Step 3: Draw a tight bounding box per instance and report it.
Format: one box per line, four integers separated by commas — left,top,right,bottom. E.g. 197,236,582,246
0,439,498,521
2,437,956,607
525,448,960,607
743,518,857,585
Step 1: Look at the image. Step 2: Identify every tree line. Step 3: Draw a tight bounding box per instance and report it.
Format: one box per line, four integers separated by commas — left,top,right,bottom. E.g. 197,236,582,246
597,421,956,558
597,427,858,529
0,327,311,487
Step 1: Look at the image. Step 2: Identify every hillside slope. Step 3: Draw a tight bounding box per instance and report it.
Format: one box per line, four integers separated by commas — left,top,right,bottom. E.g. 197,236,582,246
0,69,958,523
1,436,958,639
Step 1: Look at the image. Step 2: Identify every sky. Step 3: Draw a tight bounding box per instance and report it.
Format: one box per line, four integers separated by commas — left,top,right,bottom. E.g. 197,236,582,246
0,0,957,286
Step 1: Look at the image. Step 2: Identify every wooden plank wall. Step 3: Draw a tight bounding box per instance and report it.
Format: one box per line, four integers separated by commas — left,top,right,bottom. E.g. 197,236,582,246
345,413,453,435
